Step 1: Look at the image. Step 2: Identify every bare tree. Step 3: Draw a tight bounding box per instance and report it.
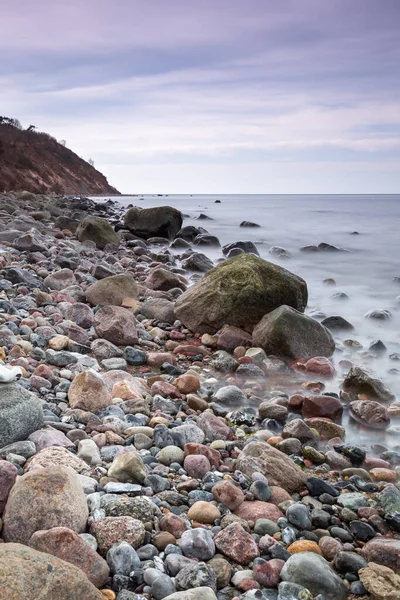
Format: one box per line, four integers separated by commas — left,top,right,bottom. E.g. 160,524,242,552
88,157,95,167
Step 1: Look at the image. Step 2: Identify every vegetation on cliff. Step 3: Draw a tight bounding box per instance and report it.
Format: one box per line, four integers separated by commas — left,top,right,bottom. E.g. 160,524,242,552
0,117,119,195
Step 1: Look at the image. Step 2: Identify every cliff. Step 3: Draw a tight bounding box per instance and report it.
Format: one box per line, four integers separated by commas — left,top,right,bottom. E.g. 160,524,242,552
0,119,119,195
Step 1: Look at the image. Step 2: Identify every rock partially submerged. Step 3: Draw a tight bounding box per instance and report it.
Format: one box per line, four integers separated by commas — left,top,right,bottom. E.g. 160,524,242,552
175,254,308,334
253,305,335,360
124,206,183,240
343,366,396,401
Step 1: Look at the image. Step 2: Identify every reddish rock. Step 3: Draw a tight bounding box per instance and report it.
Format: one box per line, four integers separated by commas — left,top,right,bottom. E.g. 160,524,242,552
196,412,233,441
184,443,221,468
2,466,88,544
217,325,253,353
90,517,145,556
147,352,176,367
215,522,260,565
58,302,94,329
303,357,336,377
253,560,281,587
183,454,211,478
349,400,390,429
151,381,183,399
237,578,260,592
212,480,245,511
234,500,283,523
174,374,201,394
370,468,398,482
160,514,187,538
0,460,18,515
94,306,138,345
28,527,109,588
302,395,343,420
361,538,400,573
363,457,391,469
68,370,111,412
268,486,292,506
288,394,304,409
0,543,104,600
319,536,343,561
28,428,74,452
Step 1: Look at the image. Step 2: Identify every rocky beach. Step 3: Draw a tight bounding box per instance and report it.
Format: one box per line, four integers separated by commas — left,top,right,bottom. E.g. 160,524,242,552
0,191,399,600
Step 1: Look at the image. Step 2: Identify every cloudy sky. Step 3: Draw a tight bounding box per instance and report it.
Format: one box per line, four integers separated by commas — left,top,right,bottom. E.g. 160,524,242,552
1,0,399,193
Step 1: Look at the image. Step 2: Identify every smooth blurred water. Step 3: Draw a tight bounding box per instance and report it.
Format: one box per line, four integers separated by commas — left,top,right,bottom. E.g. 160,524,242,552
101,194,400,449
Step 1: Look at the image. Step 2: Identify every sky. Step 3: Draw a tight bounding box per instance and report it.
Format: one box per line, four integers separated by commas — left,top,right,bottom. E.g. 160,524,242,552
1,0,400,194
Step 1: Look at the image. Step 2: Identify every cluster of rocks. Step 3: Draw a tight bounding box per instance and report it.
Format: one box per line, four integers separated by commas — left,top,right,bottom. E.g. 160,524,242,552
0,192,399,600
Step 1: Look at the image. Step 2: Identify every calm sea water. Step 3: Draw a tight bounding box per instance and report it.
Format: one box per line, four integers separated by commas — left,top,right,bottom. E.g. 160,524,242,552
100,194,400,449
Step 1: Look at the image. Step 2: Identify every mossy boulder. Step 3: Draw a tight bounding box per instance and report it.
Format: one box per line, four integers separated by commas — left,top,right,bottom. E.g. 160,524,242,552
76,216,119,249
85,274,139,306
124,206,183,240
174,254,308,334
253,305,335,360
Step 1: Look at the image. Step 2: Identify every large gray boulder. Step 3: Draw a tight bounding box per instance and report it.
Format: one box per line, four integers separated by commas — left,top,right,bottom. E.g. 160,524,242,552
0,543,103,599
280,553,348,600
124,206,183,240
236,441,307,493
0,383,43,448
175,254,308,334
2,466,89,544
76,216,119,249
253,305,335,360
86,274,139,306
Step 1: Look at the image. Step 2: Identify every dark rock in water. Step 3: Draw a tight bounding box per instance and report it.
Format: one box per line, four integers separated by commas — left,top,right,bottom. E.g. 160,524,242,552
364,309,392,320
170,237,191,249
321,316,354,331
240,221,261,228
333,444,366,465
280,553,348,600
318,242,346,252
349,400,390,429
342,366,395,401
124,206,183,240
300,245,319,252
222,240,260,256
269,246,291,259
176,225,207,241
0,383,44,448
76,216,120,249
331,292,349,301
175,255,308,334
193,234,221,247
253,305,335,360
225,247,245,258
215,200,221,203
196,213,213,220
182,252,214,272
369,339,387,354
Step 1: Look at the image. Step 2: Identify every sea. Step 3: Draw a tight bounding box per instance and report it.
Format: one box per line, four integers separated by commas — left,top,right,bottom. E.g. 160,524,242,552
97,194,400,450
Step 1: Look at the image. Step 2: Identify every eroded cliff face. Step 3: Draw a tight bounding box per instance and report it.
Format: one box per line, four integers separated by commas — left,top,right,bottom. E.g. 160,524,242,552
0,122,119,195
